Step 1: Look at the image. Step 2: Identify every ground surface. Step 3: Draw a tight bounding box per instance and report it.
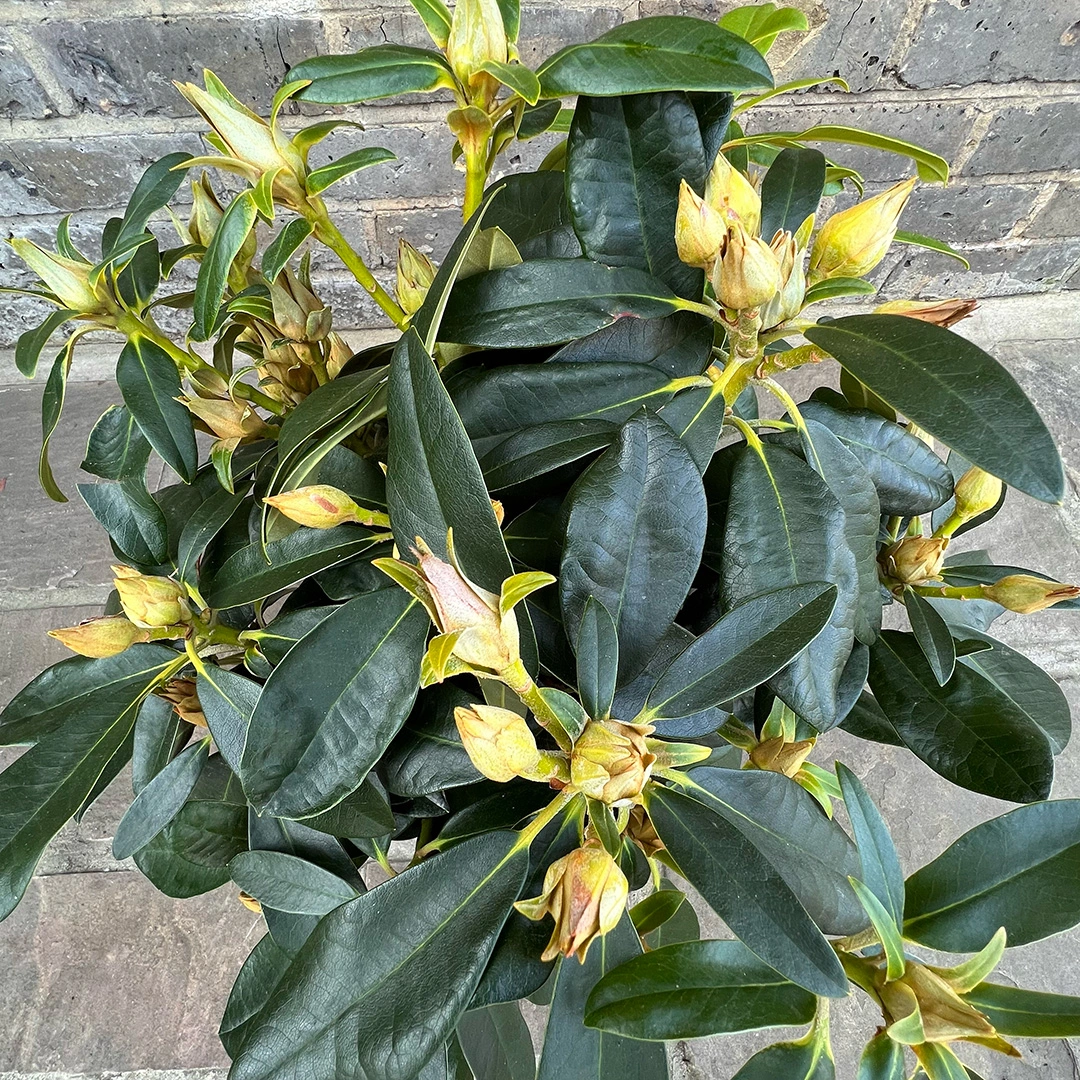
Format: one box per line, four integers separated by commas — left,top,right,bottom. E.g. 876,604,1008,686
0,294,1078,1079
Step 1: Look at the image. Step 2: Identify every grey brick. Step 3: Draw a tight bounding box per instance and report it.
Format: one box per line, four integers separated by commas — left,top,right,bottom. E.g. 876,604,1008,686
881,238,1080,301
965,100,1080,176
0,872,256,1073
1,133,206,216
0,606,102,710
32,16,326,118
901,0,1080,88
753,98,977,183
0,34,56,119
0,382,119,595
900,183,1040,244
373,203,464,267
1027,183,1080,238
515,4,629,69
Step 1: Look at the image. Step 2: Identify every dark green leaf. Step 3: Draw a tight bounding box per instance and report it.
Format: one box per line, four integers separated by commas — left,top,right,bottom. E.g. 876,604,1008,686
647,784,848,996
657,383,727,472
176,484,249,590
203,524,383,608
220,934,295,1058
0,644,181,748
537,16,773,98
963,982,1080,1038
192,190,258,340
114,153,191,252
478,419,617,491
116,335,198,482
439,259,684,348
800,398,953,516
690,91,734,167
246,605,337,668
480,59,540,104
292,44,456,104
262,218,313,282
116,234,161,309
759,146,826,239
0,648,179,918
561,411,707,681
905,588,956,685
567,92,706,299
229,831,527,1080
867,630,1053,804
576,597,619,721
731,1037,834,1080
857,1033,905,1080
485,171,573,250
229,850,359,914
81,404,152,481
585,937,815,1040
536,915,669,1080
642,582,837,721
38,337,75,502
683,767,866,935
804,315,1064,503
306,146,396,195
836,763,904,929
297,778,396,838
242,587,428,819
458,1002,535,1080
196,664,258,775
628,887,686,936
803,277,878,305
719,4,809,52
16,308,75,379
904,799,1080,951
720,442,858,730
386,329,537,668
112,736,210,859
79,479,169,566
132,693,193,794
645,879,701,949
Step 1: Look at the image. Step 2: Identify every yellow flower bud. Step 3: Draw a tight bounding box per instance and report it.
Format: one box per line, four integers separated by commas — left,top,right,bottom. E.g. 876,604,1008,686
882,536,949,587
951,467,1003,525
238,891,263,913
48,615,151,658
269,269,333,343
112,566,192,629
514,843,629,963
454,703,541,782
263,485,387,529
705,152,761,236
158,678,207,727
759,229,807,328
445,0,508,110
809,177,917,282
711,220,782,312
675,180,727,270
981,574,1080,614
874,297,977,328
626,805,664,857
571,719,657,806
187,174,225,248
181,395,270,441
8,238,107,314
396,239,438,317
749,736,816,777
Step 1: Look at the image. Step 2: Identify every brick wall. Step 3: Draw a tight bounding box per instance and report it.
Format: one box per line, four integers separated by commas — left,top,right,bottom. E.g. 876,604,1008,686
2,0,1079,351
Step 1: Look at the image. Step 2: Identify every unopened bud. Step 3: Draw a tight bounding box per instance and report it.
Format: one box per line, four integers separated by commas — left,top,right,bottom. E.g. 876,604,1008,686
981,574,1080,614
571,719,657,806
270,269,332,343
749,736,815,777
396,239,437,317
711,221,782,312
112,566,192,629
951,467,1002,526
809,177,917,282
158,678,206,726
445,0,508,110
705,152,761,236
181,395,269,441
882,536,948,586
514,843,629,962
188,174,225,248
238,891,262,913
454,703,542,782
48,614,150,658
874,297,977,328
264,485,387,529
626,805,664,857
675,180,726,270
759,229,806,328
8,238,106,313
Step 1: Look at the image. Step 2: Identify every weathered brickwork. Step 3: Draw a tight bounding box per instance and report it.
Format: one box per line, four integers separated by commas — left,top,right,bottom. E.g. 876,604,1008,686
0,0,1077,348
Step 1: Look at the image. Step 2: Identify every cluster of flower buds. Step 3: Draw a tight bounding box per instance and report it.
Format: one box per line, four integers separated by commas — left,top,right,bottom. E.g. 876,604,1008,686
112,566,193,629
445,0,509,113
881,535,949,588
808,177,917,282
674,154,807,328
570,719,658,806
264,485,390,530
514,841,629,963
375,531,554,685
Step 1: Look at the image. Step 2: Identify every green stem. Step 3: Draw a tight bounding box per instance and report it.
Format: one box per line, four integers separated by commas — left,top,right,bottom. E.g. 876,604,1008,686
463,146,488,222
372,840,398,879
503,659,574,752
513,788,578,853
910,583,983,601
311,212,408,331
